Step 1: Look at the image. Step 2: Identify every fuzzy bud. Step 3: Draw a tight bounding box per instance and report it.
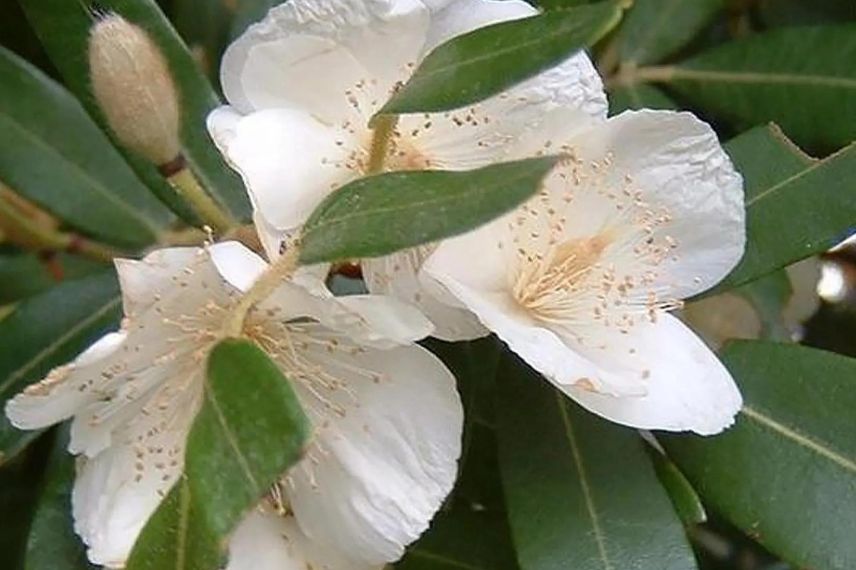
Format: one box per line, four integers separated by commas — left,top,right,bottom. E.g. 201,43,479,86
88,13,181,166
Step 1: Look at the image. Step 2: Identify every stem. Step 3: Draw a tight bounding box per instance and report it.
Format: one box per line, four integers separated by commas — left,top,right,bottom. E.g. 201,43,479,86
366,114,399,175
605,64,676,90
166,164,237,234
222,245,300,338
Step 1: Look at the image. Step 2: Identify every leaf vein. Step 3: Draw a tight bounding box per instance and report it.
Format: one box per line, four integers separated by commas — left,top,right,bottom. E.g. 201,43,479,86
203,382,260,491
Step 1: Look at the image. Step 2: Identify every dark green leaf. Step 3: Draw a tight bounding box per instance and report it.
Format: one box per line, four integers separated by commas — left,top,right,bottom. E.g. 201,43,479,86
0,253,105,305
616,0,722,66
129,339,310,569
0,46,171,248
299,157,560,264
25,426,95,570
648,449,706,526
126,477,222,570
0,272,121,463
19,0,251,221
716,125,856,290
229,0,279,39
497,354,697,570
171,0,231,82
378,1,624,116
659,25,856,150
608,84,676,114
662,341,856,570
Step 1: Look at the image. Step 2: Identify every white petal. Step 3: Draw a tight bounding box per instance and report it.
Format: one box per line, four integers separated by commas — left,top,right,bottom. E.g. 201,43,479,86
5,331,127,431
226,509,379,570
562,109,745,298
221,0,429,120
363,249,487,341
424,0,535,51
114,248,202,318
561,313,742,435
278,341,462,565
213,108,361,234
72,378,202,567
209,240,268,292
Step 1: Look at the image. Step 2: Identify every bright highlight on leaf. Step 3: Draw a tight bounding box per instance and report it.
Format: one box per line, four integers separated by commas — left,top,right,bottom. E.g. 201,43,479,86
298,156,561,265
376,0,625,117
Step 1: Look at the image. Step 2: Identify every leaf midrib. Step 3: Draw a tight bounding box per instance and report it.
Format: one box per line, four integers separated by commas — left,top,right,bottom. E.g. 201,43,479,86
0,294,121,396
556,394,614,570
203,381,261,490
741,405,856,473
671,68,856,89
0,113,162,236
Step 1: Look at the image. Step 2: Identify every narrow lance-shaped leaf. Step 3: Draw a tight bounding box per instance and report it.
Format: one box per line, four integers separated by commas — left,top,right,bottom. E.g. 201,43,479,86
0,253,104,305
19,0,251,221
0,272,122,463
496,353,697,570
661,341,856,570
0,46,171,247
377,1,624,116
654,25,856,150
714,124,856,291
299,157,560,264
127,339,310,569
24,426,96,570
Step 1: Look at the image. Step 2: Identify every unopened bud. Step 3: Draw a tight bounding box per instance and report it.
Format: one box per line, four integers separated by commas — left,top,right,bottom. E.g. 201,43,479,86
88,13,181,167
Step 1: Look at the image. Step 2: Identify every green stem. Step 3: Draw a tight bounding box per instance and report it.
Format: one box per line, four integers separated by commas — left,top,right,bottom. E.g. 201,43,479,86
166,164,237,234
605,64,676,90
366,114,399,175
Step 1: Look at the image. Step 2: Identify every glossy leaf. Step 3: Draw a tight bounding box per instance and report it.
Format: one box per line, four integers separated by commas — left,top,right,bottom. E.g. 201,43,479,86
661,341,856,570
609,84,676,114
128,339,310,569
716,125,856,290
19,0,251,221
660,25,856,150
0,47,171,247
378,1,624,116
616,0,722,66
24,426,95,570
0,253,105,305
497,354,697,570
648,449,706,526
299,157,560,264
0,272,121,463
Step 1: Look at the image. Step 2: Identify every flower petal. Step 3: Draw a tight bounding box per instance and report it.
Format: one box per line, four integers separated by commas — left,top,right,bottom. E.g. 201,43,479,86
424,0,535,50
114,248,202,318
221,0,429,120
561,313,742,435
560,109,745,299
209,108,362,235
363,248,487,341
226,509,380,570
277,341,462,565
72,378,202,567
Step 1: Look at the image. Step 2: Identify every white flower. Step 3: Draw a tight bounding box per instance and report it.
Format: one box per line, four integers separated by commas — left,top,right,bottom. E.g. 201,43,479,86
5,242,462,569
423,109,746,435
206,0,607,340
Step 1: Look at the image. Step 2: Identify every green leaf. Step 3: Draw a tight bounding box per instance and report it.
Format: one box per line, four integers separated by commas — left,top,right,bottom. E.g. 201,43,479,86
647,450,706,527
229,0,279,39
171,0,231,81
378,1,624,116
716,125,856,290
19,0,251,221
299,157,560,264
616,0,722,66
657,25,856,150
0,253,105,305
0,46,171,248
128,339,310,569
496,354,697,570
0,272,121,464
24,426,95,570
608,84,676,114
661,341,856,570
126,477,222,570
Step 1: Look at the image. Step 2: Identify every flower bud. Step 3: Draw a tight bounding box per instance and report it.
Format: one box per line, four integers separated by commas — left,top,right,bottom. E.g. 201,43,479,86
88,13,181,166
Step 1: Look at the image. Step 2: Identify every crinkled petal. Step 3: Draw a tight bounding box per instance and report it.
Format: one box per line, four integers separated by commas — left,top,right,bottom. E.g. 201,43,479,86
278,341,461,565
363,248,487,341
221,0,429,120
115,248,202,318
208,108,361,235
72,377,202,567
561,313,742,435
226,509,380,570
